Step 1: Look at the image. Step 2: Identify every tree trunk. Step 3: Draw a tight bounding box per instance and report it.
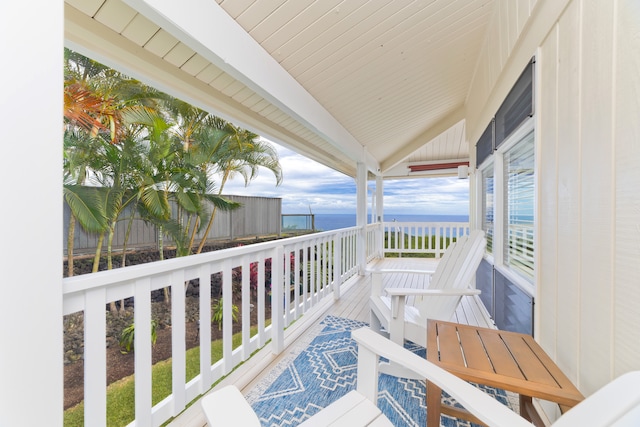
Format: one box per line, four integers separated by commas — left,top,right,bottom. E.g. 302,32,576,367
196,205,218,254
118,210,136,313
188,215,200,254
157,225,171,304
91,232,105,273
67,213,77,277
107,223,118,314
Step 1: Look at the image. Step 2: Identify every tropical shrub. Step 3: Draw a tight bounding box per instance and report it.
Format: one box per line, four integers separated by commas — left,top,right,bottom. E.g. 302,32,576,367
211,299,239,330
119,319,158,354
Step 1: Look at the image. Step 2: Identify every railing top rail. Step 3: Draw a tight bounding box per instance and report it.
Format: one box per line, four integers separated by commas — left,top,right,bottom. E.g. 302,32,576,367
63,225,362,295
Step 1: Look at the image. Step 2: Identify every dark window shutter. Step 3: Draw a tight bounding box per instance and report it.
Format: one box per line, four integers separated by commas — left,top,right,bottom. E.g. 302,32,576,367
495,59,534,148
475,119,494,167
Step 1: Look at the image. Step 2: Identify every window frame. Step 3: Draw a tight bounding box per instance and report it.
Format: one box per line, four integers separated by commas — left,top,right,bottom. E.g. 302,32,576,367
476,117,536,296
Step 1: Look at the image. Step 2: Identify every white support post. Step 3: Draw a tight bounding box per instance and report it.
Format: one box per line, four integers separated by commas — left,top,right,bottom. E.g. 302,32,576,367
376,175,384,258
356,162,368,274
1,3,63,426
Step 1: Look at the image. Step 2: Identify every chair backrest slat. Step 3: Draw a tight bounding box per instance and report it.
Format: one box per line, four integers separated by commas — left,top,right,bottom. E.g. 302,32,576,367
415,230,486,321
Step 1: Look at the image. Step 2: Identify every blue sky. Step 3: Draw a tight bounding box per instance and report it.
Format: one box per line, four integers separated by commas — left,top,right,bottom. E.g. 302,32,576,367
222,140,470,216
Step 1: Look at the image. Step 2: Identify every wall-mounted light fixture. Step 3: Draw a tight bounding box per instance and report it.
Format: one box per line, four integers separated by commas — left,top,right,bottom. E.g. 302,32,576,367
408,160,469,175
457,165,470,179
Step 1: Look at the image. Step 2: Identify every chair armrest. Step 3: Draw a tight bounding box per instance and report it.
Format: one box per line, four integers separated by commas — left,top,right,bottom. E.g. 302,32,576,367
551,371,640,427
384,288,481,297
351,328,531,427
201,385,261,427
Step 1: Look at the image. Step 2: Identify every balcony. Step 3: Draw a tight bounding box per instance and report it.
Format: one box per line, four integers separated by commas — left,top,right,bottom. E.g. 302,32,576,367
63,222,473,427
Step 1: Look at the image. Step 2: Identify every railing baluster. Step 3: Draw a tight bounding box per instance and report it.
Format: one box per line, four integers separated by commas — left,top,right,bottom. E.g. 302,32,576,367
257,252,266,347
294,243,301,318
271,246,284,354
134,277,152,427
284,248,291,325
84,287,106,427
310,240,317,306
171,269,186,413
199,263,212,390
333,232,342,300
302,245,309,311
222,259,233,374
241,255,251,360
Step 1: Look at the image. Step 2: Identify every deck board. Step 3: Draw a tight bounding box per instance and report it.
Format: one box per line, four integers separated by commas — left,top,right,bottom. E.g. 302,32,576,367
167,257,492,427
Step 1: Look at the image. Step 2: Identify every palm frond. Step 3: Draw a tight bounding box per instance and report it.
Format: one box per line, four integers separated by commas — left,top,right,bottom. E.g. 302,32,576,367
64,185,108,233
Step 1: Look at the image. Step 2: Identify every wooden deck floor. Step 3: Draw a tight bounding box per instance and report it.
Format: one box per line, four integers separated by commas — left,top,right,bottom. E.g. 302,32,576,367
168,257,494,427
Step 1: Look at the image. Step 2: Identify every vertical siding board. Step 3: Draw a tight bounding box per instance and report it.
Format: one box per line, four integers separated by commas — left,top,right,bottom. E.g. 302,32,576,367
538,24,559,359
555,0,581,383
507,0,518,54
517,0,531,34
613,0,640,378
579,0,614,395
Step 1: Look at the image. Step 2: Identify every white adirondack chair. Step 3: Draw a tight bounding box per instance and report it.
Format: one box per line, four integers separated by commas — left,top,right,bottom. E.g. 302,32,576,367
369,230,486,349
201,328,640,427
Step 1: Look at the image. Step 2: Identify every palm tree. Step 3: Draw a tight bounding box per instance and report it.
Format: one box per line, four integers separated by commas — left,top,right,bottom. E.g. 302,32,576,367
196,121,283,254
63,51,119,276
63,131,109,276
158,100,243,255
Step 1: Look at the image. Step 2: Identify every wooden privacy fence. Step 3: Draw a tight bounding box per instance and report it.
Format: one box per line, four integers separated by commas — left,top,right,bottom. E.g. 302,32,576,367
63,195,282,255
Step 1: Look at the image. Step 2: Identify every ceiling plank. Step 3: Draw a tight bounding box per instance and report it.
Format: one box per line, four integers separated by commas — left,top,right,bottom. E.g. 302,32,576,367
124,0,377,171
381,106,466,173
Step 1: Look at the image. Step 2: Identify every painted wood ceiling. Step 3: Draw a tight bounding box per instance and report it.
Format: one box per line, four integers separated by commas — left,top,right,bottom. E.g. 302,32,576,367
65,0,495,178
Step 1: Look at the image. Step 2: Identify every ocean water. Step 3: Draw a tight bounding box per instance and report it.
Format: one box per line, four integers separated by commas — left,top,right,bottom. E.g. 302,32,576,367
313,214,469,232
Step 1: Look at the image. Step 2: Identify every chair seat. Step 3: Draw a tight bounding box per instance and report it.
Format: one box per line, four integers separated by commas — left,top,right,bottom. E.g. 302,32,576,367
299,390,392,426
202,387,392,427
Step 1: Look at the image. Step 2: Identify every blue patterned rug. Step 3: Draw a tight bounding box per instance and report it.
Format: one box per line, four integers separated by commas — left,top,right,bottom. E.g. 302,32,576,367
247,316,516,426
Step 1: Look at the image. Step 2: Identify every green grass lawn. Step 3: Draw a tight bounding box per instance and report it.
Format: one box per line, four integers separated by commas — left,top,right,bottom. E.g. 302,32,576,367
64,328,255,427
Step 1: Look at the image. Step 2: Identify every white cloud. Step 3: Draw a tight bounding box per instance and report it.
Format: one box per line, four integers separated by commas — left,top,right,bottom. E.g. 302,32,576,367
221,141,469,215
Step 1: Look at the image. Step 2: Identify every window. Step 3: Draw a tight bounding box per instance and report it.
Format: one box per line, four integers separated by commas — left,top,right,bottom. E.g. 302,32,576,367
503,131,535,279
481,165,494,254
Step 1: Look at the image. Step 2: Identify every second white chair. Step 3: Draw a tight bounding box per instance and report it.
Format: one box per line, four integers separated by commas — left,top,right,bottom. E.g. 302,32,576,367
369,230,486,348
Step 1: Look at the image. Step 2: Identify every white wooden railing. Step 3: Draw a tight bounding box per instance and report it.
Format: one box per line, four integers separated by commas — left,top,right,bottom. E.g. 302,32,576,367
382,222,470,258
62,222,467,426
63,227,360,427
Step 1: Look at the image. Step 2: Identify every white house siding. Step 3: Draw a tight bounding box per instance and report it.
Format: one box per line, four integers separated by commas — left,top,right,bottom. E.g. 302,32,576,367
538,0,640,397
467,0,640,416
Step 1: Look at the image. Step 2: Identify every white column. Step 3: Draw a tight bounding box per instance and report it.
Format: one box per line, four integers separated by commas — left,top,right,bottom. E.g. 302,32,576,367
0,2,63,426
356,162,368,274
376,175,384,257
